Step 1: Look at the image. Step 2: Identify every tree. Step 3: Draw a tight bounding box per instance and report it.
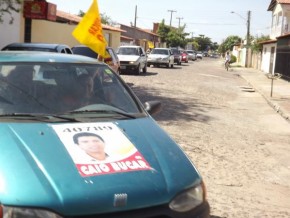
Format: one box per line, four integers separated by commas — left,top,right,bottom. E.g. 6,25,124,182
218,35,242,54
0,0,21,24
78,10,117,26
251,34,270,52
78,10,85,17
157,19,171,43
194,35,212,51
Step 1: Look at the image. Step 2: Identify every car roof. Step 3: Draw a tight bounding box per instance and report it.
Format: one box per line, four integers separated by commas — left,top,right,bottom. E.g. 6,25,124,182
2,43,70,50
119,45,141,48
153,48,169,50
0,51,105,64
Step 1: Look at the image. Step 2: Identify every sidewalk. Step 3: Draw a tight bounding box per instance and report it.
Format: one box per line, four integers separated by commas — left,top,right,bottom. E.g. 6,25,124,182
232,66,290,122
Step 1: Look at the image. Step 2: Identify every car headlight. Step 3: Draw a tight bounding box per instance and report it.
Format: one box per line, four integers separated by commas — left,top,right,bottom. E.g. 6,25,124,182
0,206,63,218
169,182,206,212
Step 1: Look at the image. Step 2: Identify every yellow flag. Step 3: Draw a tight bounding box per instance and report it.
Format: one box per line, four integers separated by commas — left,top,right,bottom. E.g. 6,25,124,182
72,0,107,57
148,41,154,49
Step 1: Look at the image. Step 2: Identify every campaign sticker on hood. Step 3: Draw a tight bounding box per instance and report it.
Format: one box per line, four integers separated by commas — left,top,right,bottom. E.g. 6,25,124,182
52,123,151,177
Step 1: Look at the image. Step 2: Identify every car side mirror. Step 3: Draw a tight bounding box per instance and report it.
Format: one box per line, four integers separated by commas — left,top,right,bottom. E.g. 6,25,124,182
144,101,162,115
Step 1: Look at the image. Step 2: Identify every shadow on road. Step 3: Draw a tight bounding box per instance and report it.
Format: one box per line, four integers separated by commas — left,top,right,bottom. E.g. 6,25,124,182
130,84,213,123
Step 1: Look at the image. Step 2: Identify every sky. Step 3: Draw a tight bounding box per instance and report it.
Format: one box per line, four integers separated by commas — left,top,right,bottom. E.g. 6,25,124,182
47,0,273,44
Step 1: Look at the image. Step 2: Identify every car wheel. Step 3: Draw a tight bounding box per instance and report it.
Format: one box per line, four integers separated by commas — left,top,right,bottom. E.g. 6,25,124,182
143,64,147,73
135,64,141,75
178,60,181,65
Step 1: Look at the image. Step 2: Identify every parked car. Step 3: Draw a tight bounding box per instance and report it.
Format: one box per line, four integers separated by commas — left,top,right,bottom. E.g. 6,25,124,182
196,51,203,59
71,45,121,74
0,51,210,218
180,50,189,63
116,45,147,75
186,50,197,61
1,42,73,54
210,53,220,58
170,47,182,65
147,48,174,68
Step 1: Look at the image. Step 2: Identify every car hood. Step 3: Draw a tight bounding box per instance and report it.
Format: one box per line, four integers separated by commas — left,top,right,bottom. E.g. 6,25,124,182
148,54,169,59
117,55,140,62
0,118,201,216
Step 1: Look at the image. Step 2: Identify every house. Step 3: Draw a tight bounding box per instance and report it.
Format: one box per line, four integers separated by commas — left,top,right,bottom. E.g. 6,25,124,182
261,0,290,80
119,24,161,51
0,0,124,50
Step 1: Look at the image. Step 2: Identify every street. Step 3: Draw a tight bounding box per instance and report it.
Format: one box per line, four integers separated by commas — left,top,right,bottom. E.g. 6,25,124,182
121,58,290,218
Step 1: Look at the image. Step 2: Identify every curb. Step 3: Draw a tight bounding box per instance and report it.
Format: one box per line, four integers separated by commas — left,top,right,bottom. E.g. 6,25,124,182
239,74,290,123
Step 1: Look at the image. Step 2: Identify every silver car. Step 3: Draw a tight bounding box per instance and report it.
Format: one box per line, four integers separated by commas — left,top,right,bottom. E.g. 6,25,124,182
147,48,174,68
186,50,197,61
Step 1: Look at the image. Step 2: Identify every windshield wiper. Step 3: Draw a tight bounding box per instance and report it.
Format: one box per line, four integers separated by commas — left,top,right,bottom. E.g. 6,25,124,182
0,113,79,122
66,109,137,119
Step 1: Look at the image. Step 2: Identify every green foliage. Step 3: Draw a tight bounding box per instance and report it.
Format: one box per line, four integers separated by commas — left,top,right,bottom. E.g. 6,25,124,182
194,35,212,51
230,55,237,63
78,10,85,17
157,19,171,43
0,0,21,24
251,34,270,52
78,10,116,25
218,35,242,54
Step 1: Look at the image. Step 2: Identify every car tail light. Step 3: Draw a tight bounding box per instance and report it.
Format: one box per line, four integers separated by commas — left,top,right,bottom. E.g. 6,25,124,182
0,205,3,218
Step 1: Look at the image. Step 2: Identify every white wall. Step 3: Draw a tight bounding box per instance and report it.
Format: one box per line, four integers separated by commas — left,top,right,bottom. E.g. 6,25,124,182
0,11,23,49
32,20,121,50
261,43,276,73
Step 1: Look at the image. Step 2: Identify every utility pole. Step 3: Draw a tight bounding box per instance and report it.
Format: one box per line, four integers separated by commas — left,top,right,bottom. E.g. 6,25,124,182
231,10,251,68
176,17,183,28
134,5,137,27
167,10,176,27
245,10,251,68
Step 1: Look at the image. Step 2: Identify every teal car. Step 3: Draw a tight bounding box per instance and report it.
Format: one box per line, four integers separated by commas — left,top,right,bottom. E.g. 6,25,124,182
0,51,210,218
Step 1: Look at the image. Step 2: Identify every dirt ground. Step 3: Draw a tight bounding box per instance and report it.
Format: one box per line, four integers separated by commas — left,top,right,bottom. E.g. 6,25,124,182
122,58,290,218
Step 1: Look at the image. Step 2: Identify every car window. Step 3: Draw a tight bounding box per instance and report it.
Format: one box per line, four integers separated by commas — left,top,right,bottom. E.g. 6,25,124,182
0,63,140,114
65,48,73,54
117,47,139,55
72,46,99,59
60,48,66,53
152,49,169,55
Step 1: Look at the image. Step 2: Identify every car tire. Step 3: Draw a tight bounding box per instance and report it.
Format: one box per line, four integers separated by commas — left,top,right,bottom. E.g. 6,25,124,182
178,61,181,65
143,64,147,73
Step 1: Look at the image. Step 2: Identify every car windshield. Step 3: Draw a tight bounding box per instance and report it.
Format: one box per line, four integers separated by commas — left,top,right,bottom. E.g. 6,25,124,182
171,49,179,55
117,47,139,55
0,62,141,115
151,49,169,55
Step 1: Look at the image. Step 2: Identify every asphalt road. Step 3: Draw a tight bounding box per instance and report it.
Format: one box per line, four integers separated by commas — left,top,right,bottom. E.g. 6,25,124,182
121,58,290,218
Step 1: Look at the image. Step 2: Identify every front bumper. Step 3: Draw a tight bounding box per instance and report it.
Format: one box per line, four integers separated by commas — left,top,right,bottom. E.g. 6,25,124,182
120,62,139,71
147,59,169,65
71,201,210,218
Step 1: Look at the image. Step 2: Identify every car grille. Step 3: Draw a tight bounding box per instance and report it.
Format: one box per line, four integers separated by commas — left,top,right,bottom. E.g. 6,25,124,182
120,61,130,64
